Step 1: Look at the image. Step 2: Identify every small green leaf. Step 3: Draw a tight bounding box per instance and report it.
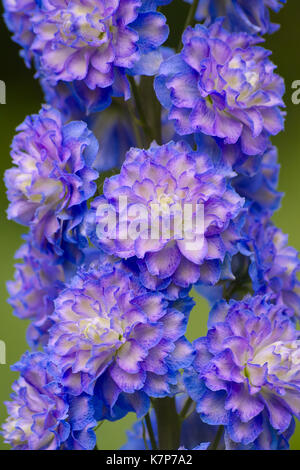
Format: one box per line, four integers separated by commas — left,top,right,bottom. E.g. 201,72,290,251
96,167,120,195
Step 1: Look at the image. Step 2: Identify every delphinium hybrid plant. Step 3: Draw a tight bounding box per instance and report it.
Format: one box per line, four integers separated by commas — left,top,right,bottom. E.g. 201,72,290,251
1,0,300,451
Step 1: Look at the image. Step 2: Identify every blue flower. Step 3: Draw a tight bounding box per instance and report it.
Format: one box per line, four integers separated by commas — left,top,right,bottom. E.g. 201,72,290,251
2,352,70,450
88,108,136,174
7,241,65,348
184,295,300,447
224,415,295,450
247,217,300,320
86,140,245,296
195,136,283,215
47,250,195,403
12,0,169,111
122,394,216,449
2,351,99,450
2,0,37,66
64,393,97,450
5,105,99,260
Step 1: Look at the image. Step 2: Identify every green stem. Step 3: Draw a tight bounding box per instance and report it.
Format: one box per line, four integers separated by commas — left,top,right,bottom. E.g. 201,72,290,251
179,397,193,421
145,412,158,450
153,397,181,450
127,102,143,148
153,95,162,145
210,425,224,450
128,76,154,144
177,0,199,52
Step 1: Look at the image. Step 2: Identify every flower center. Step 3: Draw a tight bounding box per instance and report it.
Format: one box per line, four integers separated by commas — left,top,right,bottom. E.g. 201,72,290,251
245,71,259,88
158,193,176,211
54,3,115,46
250,340,300,383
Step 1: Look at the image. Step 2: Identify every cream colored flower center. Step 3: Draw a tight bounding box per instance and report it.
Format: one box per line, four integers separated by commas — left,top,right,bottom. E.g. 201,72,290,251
79,317,123,344
158,193,176,211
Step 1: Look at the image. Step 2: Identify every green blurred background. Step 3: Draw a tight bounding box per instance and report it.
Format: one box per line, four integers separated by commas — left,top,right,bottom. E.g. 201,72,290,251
0,0,299,450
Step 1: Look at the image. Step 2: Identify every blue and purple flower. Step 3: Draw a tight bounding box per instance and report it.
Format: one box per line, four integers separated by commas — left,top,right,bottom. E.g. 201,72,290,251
2,0,37,66
184,295,300,447
87,140,245,294
122,394,217,449
47,251,194,404
41,80,137,167
248,219,300,320
1,0,297,453
232,145,282,215
88,107,136,173
155,20,285,155
5,105,99,259
7,242,65,347
224,413,295,450
178,443,210,450
195,136,283,214
184,0,286,35
28,0,169,109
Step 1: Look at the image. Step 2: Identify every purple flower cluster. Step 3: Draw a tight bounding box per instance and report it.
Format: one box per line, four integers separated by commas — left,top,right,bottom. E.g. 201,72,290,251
7,242,65,347
34,0,168,81
4,0,170,111
2,352,70,450
232,145,282,215
3,0,36,66
47,251,194,404
184,295,300,448
2,0,299,453
185,0,286,35
122,394,217,449
155,20,285,155
5,105,99,258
